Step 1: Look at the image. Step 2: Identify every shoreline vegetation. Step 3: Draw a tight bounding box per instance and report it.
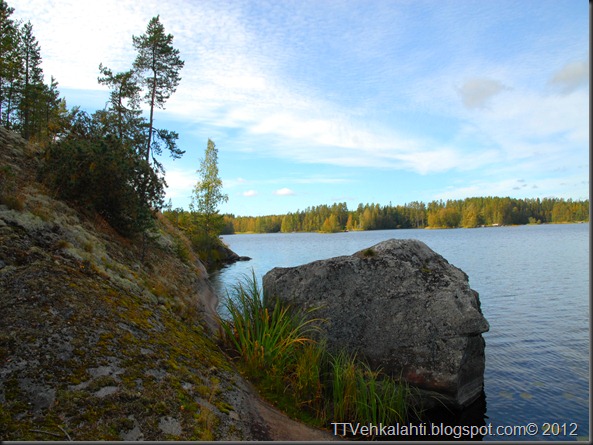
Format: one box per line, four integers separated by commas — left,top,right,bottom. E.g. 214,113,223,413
219,272,416,436
163,196,589,235
226,220,587,235
0,0,588,439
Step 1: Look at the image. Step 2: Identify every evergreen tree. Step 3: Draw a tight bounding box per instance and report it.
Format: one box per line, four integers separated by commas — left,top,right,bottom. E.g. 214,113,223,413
132,15,185,166
97,63,145,146
0,0,21,128
41,75,68,144
18,20,44,140
42,109,165,236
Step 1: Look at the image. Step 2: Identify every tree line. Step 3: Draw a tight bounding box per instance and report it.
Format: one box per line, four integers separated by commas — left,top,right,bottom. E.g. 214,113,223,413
2,1,182,237
0,1,67,144
202,197,588,234
2,0,230,267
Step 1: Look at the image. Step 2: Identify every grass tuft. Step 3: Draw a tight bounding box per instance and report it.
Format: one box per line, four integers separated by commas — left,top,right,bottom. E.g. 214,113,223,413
361,248,376,257
220,271,320,377
220,271,414,436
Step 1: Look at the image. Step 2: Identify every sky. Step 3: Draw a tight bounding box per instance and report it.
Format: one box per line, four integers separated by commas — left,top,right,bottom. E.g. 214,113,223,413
10,0,589,216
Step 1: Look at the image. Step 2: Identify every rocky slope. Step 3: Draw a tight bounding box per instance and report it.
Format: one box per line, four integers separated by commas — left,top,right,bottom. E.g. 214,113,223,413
0,128,334,441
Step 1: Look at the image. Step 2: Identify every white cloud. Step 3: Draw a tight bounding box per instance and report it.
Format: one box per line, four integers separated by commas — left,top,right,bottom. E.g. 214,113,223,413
11,0,156,90
274,188,295,196
549,60,589,94
223,177,250,189
457,78,510,109
242,190,258,197
12,0,587,194
471,88,588,160
224,175,351,188
163,168,195,200
434,175,588,202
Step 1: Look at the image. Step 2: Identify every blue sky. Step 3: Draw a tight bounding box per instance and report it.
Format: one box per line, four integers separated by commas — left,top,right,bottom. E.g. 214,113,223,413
11,0,589,216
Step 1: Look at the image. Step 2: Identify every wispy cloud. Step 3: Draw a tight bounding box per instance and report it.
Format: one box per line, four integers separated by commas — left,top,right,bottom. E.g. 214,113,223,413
549,59,589,94
434,175,588,202
457,78,510,109
11,0,588,214
223,175,351,188
162,168,195,204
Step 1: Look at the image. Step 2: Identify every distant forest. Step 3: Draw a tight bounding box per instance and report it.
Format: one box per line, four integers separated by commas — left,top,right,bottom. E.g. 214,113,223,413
162,196,589,234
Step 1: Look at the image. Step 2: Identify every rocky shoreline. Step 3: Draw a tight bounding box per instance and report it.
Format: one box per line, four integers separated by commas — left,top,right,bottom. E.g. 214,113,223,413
263,238,490,410
0,127,334,440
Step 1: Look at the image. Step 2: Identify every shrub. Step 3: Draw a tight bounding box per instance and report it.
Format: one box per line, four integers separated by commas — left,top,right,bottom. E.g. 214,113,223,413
41,111,165,236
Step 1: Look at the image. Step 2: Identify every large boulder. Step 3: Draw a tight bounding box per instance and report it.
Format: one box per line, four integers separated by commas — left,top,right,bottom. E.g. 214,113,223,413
262,239,489,409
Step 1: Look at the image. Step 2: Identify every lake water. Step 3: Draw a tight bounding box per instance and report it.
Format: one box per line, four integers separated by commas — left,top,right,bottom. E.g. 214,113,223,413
210,224,590,441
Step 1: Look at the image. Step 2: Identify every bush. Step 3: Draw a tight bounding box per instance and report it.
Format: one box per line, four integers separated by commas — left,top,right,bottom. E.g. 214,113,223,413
41,111,165,236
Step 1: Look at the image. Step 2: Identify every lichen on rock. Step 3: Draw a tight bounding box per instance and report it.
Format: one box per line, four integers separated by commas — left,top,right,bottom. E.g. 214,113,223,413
0,127,335,441
263,238,490,409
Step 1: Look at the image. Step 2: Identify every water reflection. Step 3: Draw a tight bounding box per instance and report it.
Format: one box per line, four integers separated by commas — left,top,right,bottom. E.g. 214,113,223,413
420,391,488,441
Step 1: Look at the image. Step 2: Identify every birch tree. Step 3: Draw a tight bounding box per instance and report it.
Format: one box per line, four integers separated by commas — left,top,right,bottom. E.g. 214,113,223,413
191,139,228,239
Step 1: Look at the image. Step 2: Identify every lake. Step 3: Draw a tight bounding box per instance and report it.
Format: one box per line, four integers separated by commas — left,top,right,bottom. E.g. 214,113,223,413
210,223,590,441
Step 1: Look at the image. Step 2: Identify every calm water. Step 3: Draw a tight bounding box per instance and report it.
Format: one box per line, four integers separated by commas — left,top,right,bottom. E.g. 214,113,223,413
210,224,590,441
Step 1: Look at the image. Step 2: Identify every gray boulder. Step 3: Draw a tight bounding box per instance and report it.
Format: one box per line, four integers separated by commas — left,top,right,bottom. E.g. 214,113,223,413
262,239,489,409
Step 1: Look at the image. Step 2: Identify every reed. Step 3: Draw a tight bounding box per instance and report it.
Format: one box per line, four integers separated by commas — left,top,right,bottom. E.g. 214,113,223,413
221,271,413,435
220,271,320,376
328,350,410,426
329,349,358,421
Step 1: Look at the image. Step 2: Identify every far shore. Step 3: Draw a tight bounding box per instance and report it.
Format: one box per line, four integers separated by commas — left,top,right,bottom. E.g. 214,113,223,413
223,221,588,235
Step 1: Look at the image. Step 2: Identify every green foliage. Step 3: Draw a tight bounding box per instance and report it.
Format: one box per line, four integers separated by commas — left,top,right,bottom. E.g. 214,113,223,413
16,21,43,141
220,272,413,435
220,272,319,377
220,197,589,233
97,63,144,146
188,231,222,268
187,139,229,264
41,110,165,236
0,0,21,128
329,351,409,426
132,15,185,164
0,3,67,144
191,139,228,238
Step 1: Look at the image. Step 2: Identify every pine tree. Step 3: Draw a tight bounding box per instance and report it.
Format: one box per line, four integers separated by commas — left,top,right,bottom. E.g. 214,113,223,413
23,74,68,145
41,75,68,144
132,15,185,166
0,0,22,128
18,21,44,140
97,63,145,146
